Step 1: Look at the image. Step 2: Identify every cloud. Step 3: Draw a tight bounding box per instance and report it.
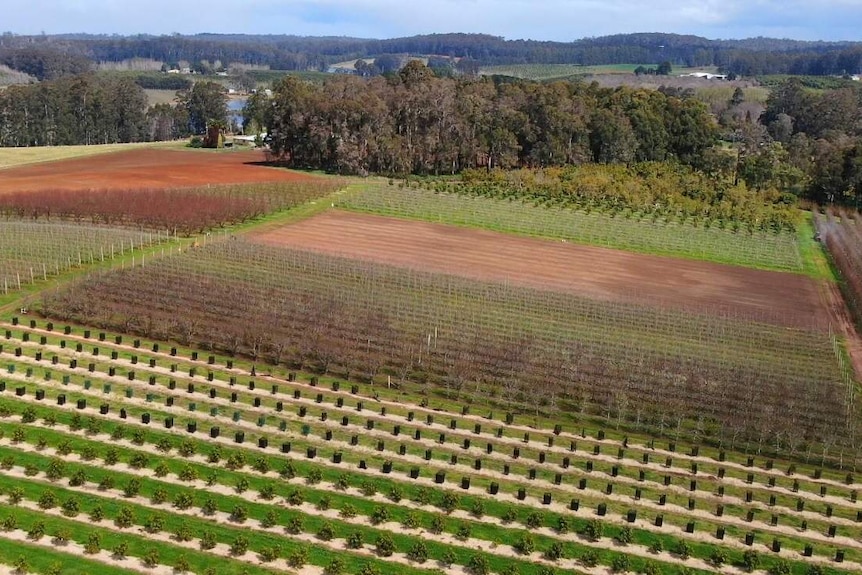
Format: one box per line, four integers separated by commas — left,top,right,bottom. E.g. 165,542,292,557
2,0,861,41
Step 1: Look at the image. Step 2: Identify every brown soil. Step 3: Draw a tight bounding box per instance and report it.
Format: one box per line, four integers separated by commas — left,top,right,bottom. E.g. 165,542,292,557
0,148,314,193
249,210,831,330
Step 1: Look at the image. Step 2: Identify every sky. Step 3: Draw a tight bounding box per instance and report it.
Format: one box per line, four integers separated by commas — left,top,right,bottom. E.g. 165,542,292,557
3,0,862,42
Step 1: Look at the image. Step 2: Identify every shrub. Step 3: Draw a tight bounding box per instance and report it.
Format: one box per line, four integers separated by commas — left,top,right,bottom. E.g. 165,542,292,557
89,506,104,522
154,461,170,477
230,535,249,556
316,495,332,510
545,542,565,561
259,483,275,500
178,464,198,482
612,554,630,573
178,440,196,457
99,476,116,491
286,488,304,506
709,548,727,567
525,511,544,528
324,558,346,575
583,518,604,541
336,473,351,490
249,503,273,526
317,522,335,541
468,555,491,575
361,480,378,497
514,533,535,555
457,523,472,540
61,497,80,517
675,540,691,560
253,456,270,474
402,510,421,528
471,499,485,518
150,488,168,504
503,507,518,523
429,514,446,534
649,540,663,554
143,548,159,568
84,532,101,555
199,531,216,550
408,540,429,563
580,550,599,567
173,492,194,510
38,490,58,509
201,497,218,515
112,541,128,558
27,520,45,540
114,506,135,528
306,467,323,484
769,560,791,575
616,526,633,545
234,477,249,493
340,503,358,519
258,544,281,563
279,461,296,479
371,506,390,525
388,485,403,502
229,505,248,523
173,522,193,542
6,487,23,504
346,531,364,549
145,514,165,534
742,550,760,572
68,469,87,487
285,517,303,534
440,491,460,513
287,547,309,567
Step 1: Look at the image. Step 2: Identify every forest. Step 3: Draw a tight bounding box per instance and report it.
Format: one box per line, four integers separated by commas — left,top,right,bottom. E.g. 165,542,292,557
2,32,862,76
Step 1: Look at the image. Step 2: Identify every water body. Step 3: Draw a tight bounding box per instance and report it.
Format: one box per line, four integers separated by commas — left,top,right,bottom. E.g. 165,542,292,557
227,98,247,130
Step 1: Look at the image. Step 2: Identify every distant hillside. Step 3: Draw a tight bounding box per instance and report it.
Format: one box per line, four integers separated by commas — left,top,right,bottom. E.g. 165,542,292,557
0,32,860,77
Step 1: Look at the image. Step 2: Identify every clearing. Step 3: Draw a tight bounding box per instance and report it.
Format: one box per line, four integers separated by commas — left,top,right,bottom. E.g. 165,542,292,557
250,210,830,330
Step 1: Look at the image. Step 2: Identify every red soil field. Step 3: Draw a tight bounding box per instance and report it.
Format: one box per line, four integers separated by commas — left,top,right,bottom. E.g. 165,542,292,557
250,210,831,330
0,148,314,193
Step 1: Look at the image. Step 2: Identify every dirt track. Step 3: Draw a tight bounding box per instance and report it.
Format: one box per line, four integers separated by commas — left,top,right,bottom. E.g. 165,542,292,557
250,210,831,330
0,148,312,193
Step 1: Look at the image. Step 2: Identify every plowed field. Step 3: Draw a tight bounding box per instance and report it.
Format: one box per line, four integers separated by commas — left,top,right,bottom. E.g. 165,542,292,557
0,148,312,193
251,210,830,330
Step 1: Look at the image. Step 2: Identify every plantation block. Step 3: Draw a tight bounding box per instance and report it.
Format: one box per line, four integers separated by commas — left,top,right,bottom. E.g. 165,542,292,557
120,409,127,419
461,477,470,489
165,417,174,428
718,467,725,479
663,475,671,486
187,422,196,433
76,398,86,409
399,444,406,456
232,411,241,422
745,491,753,503
804,545,813,557
142,413,151,424
367,420,375,430
685,521,695,533
209,388,217,399
578,478,587,490
293,389,300,399
35,389,44,400
249,381,256,390
307,447,317,458
15,386,24,396
335,397,342,407
772,539,781,552
716,526,725,540
570,499,579,511
658,494,666,506
288,372,296,382
100,404,109,415
165,397,174,407
435,471,446,484
410,468,420,479
333,452,342,463
542,493,551,505
688,498,695,510
504,464,511,475
517,487,526,500
254,397,261,407
513,447,520,459
593,445,600,455
450,454,458,465
654,515,663,527
414,429,421,440
597,503,607,516
529,468,536,480
821,485,827,497
463,438,470,449
768,476,775,487
634,488,641,500
281,442,291,453
746,510,755,522
690,480,697,491
769,494,776,506
258,437,268,449
606,483,614,495
352,436,359,446
771,514,778,526
836,550,845,562
325,430,333,441
450,419,457,430
539,452,546,464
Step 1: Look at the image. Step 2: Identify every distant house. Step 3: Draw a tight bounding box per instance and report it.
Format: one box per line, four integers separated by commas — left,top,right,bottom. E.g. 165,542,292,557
167,69,180,74
681,72,727,80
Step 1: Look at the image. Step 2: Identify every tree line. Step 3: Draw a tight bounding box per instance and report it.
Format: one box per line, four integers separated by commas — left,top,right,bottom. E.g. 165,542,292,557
0,74,230,146
259,61,717,176
1,32,861,77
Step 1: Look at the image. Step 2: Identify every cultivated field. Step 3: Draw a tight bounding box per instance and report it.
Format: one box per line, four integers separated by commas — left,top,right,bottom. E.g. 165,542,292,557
0,148,314,193
0,141,181,171
251,210,823,328
0,318,859,575
338,185,803,271
0,144,859,575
